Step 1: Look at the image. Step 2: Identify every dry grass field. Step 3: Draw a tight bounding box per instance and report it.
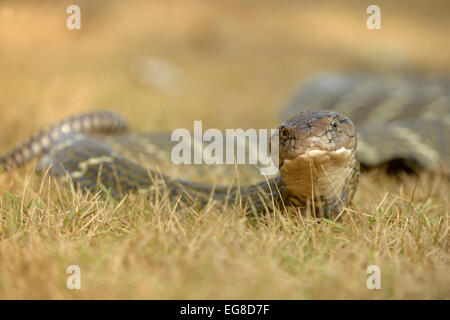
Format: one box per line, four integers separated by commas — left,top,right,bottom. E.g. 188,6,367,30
0,0,449,299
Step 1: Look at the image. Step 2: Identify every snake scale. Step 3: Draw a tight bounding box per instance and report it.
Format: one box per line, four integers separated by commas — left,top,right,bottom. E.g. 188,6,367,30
283,73,449,174
1,73,448,217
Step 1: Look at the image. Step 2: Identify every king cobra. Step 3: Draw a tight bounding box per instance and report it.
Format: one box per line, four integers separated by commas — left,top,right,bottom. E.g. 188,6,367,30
0,73,448,217
0,110,358,217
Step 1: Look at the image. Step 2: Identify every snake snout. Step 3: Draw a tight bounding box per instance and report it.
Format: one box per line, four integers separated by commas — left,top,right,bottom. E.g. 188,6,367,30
278,110,357,164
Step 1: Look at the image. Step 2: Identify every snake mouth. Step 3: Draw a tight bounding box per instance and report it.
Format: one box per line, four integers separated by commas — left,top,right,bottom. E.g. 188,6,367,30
286,128,356,163
280,146,354,171
299,146,353,161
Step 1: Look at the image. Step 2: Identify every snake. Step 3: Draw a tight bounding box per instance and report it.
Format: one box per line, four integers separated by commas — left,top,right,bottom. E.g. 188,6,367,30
0,73,448,217
282,73,449,174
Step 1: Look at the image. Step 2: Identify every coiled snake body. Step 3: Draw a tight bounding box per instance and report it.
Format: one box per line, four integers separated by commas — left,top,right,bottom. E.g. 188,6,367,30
0,110,358,217
283,73,449,174
1,73,448,217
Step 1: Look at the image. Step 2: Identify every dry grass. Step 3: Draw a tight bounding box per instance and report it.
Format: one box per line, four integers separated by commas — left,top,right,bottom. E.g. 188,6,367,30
0,167,448,299
0,0,449,299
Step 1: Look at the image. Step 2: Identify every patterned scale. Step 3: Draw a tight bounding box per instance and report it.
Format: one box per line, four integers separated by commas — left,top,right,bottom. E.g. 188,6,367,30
281,73,450,173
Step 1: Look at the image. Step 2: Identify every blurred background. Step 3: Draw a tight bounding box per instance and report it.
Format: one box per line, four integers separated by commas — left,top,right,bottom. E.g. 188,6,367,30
0,0,449,300
0,0,449,149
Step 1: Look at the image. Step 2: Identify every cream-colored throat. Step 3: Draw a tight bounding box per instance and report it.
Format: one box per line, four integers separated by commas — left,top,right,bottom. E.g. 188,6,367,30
280,148,354,203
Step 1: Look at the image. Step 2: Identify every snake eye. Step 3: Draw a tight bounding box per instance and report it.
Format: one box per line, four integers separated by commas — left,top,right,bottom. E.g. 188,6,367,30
331,121,339,129
279,126,289,140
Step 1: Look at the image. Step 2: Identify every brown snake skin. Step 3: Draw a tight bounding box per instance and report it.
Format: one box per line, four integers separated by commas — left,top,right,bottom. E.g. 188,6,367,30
282,73,449,174
1,73,448,216
0,110,358,217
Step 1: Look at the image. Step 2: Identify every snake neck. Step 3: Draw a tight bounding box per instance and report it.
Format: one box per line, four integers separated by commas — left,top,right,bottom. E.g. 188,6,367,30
279,150,360,216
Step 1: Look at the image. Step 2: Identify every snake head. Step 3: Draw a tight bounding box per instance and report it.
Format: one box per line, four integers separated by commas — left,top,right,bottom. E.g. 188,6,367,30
276,110,357,168
274,110,359,216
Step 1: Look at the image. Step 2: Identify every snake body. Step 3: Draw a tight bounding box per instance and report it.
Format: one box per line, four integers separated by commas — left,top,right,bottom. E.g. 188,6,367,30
0,110,358,216
1,73,447,216
282,73,450,173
